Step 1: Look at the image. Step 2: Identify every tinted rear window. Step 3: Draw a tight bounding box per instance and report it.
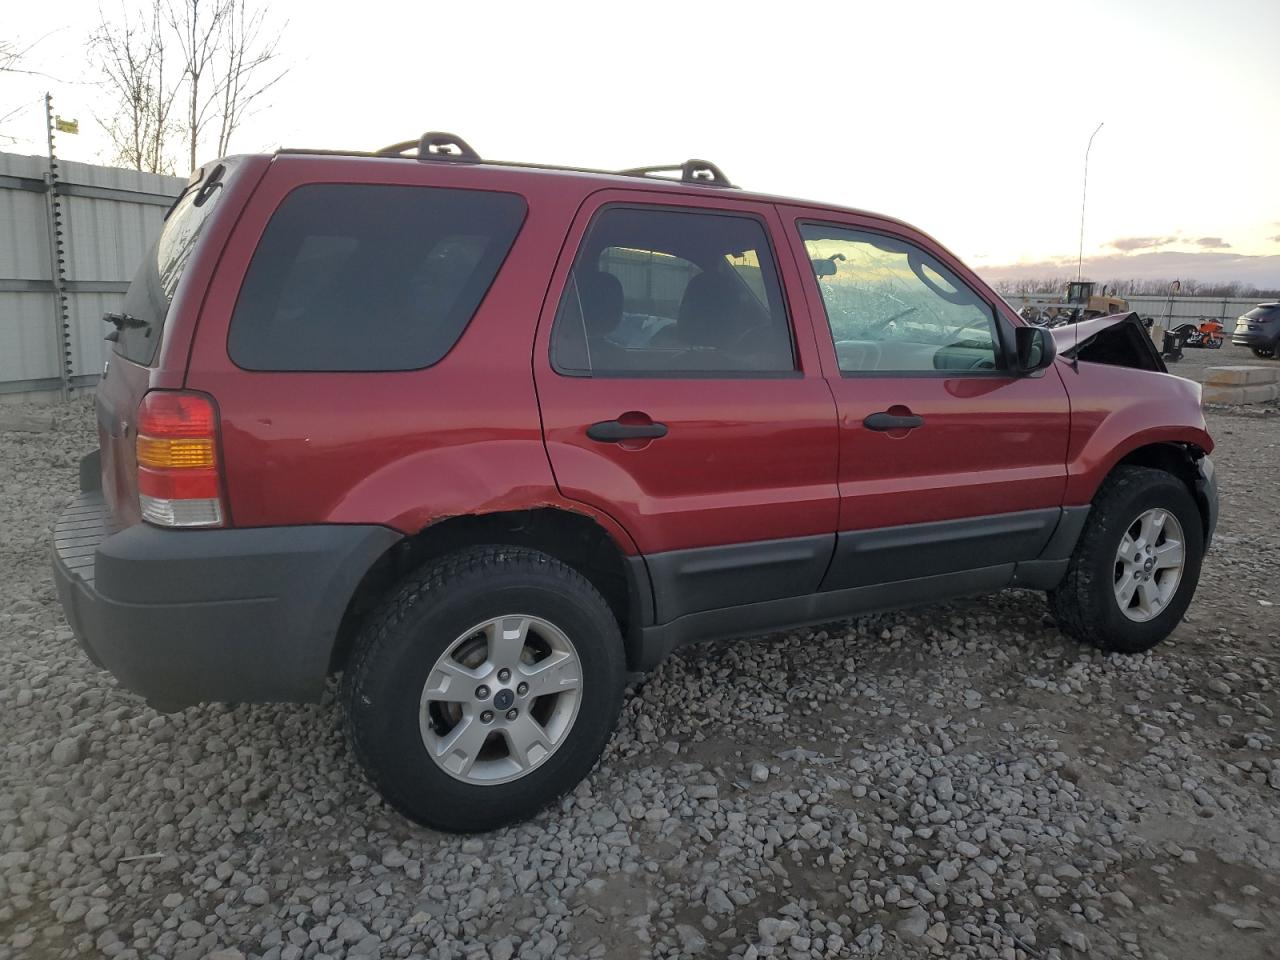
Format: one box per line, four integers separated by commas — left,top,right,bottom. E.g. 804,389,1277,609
116,162,233,365
227,184,526,371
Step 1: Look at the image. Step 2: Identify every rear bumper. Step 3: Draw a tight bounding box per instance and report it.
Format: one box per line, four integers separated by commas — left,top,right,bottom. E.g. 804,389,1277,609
52,482,399,709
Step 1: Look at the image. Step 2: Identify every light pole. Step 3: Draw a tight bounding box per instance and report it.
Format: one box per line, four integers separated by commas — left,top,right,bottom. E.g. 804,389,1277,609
1077,121,1104,282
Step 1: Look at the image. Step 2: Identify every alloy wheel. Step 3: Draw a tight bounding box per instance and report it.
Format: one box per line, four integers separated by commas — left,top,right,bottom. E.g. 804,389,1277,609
418,615,583,785
1113,508,1185,623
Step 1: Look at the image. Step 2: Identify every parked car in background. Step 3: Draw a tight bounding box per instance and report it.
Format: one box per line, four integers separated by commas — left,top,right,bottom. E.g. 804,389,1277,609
1231,302,1280,358
53,133,1217,832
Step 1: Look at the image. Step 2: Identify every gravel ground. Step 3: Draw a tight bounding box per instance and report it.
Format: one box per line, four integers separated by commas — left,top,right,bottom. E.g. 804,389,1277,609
1,383,1278,960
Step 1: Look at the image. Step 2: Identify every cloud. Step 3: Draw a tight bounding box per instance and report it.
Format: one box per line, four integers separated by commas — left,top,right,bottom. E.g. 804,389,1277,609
1194,237,1231,249
1270,234,1280,243
981,250,1280,286
1108,236,1178,252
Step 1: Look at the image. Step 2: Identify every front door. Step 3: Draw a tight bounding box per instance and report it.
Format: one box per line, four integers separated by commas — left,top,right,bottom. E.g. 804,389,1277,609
780,210,1072,591
533,192,839,621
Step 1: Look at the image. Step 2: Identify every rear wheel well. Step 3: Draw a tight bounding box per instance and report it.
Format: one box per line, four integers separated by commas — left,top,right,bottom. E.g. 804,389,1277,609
1113,442,1210,535
329,509,638,675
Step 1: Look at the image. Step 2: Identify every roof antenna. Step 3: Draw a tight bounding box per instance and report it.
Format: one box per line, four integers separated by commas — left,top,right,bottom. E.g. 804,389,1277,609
1073,121,1104,372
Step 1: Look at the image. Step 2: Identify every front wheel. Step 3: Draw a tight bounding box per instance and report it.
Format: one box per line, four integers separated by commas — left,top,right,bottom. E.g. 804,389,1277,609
343,546,626,832
1253,345,1278,360
1048,466,1204,653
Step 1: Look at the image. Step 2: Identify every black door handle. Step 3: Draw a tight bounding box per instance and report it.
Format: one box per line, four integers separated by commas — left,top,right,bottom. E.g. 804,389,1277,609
863,412,924,431
586,420,668,443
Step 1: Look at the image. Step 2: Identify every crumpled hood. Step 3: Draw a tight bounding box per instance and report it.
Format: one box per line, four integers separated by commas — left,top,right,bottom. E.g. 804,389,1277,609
1051,310,1168,373
1051,311,1143,355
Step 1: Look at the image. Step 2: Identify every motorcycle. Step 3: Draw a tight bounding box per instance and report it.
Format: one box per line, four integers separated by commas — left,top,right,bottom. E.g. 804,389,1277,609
1172,319,1224,349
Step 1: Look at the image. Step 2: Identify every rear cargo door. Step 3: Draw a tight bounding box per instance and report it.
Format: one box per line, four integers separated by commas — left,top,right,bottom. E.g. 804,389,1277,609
95,161,238,527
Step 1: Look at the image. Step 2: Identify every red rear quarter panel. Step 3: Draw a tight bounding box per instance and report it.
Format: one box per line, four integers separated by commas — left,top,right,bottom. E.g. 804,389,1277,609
182,156,636,551
1060,358,1213,503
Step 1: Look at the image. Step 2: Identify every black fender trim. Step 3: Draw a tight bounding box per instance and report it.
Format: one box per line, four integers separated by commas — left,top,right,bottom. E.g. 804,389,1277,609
53,490,402,710
1194,454,1218,550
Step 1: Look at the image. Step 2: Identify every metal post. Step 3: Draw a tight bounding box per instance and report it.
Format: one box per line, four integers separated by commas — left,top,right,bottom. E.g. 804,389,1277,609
1077,122,1104,282
44,93,73,400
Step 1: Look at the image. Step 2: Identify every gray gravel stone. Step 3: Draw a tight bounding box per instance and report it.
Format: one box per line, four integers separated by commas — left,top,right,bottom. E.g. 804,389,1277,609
895,907,929,938
1062,928,1090,952
50,735,85,765
3,397,1278,960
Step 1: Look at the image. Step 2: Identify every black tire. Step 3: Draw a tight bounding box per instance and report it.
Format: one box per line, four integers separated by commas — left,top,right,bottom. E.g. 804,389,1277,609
1048,466,1204,653
1252,344,1278,360
343,546,626,832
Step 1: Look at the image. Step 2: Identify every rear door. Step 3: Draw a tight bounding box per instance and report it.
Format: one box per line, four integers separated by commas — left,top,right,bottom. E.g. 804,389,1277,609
779,209,1072,591
533,191,839,622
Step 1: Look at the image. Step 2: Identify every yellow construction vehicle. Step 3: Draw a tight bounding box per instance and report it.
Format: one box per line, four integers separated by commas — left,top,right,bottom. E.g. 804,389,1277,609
1012,281,1130,326
1064,281,1128,319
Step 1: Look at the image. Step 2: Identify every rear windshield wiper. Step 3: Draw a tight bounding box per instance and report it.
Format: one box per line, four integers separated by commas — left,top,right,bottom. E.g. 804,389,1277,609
102,311,149,341
103,311,147,330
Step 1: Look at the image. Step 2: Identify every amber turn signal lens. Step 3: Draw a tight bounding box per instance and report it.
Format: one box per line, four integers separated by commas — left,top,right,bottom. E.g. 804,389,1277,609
136,435,216,469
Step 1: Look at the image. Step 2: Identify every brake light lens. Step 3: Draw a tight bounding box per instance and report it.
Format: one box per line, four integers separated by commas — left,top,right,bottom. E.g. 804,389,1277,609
135,391,225,527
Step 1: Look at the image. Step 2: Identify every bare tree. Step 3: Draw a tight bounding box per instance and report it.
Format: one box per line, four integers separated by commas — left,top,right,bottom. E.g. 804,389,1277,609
92,2,179,173
0,40,25,141
0,39,19,72
168,0,229,173
214,0,284,157
89,0,286,173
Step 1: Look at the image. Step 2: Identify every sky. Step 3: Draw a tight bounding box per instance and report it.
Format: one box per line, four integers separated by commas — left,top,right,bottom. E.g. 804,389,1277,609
4,0,1278,286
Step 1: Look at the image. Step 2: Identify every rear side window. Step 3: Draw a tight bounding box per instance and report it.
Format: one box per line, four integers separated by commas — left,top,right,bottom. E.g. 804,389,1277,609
228,184,526,371
551,206,795,376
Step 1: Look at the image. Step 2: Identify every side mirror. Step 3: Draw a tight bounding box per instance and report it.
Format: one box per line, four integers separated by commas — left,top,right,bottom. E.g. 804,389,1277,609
1014,325,1056,375
811,258,838,277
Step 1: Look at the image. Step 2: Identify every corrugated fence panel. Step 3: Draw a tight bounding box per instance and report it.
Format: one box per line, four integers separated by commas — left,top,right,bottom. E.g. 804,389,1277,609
0,151,183,394
1123,295,1261,331
1001,293,1268,333
64,193,160,281
0,161,52,282
0,292,57,382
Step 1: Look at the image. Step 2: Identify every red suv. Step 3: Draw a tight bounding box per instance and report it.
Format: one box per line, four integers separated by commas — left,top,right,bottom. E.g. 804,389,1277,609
53,133,1217,832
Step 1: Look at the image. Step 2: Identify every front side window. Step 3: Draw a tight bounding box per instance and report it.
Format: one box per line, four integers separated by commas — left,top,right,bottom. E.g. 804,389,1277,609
801,224,1001,374
228,184,526,371
552,207,795,375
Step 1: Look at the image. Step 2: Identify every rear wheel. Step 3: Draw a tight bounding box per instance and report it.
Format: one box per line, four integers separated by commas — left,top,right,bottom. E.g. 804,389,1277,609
1048,466,1204,653
343,546,626,831
1252,344,1277,360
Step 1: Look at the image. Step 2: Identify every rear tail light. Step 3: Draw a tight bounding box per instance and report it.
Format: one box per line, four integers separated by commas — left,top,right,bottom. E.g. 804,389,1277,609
135,391,225,527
